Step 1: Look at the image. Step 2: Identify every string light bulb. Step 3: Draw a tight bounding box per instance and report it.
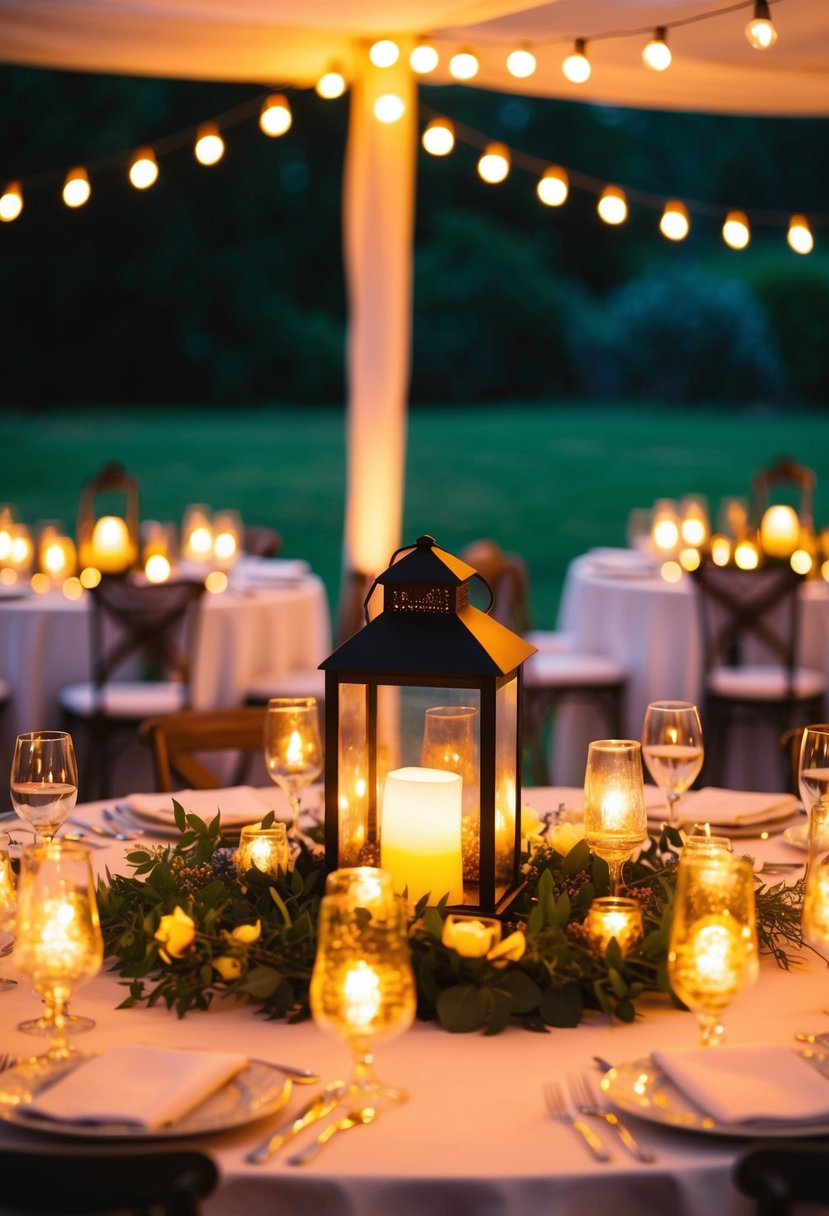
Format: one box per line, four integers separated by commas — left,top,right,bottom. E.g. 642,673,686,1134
0,181,23,222
316,69,347,99
477,143,510,185
194,123,225,166
597,185,628,225
128,148,158,190
374,93,406,124
660,199,690,241
259,94,292,137
422,118,455,157
643,27,672,71
369,39,400,68
562,39,591,84
745,0,778,49
723,209,750,249
506,47,537,78
410,42,439,74
62,167,91,208
449,50,479,80
787,214,814,254
536,166,569,207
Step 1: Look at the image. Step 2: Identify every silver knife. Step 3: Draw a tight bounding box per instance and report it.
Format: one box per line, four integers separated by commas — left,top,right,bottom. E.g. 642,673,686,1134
246,1084,344,1163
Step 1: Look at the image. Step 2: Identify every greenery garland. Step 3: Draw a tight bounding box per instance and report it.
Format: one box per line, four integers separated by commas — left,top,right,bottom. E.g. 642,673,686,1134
96,804,806,1035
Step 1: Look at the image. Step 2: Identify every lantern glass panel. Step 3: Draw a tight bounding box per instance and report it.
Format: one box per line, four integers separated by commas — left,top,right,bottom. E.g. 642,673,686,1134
336,681,370,867
495,676,519,882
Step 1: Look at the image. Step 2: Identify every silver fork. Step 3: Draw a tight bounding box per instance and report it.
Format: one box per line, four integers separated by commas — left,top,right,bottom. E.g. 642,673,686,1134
0,1053,15,1072
542,1080,611,1161
568,1072,655,1163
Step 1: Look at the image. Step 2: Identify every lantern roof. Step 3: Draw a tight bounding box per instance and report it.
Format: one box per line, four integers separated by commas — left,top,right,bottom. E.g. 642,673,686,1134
378,535,476,588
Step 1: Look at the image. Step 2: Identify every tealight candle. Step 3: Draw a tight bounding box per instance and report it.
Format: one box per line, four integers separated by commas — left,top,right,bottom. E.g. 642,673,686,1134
651,499,681,555
442,913,501,957
381,766,463,905
90,515,132,573
212,510,242,568
182,504,214,564
760,504,801,559
236,822,289,880
586,897,643,956
583,739,647,893
7,524,33,576
38,526,76,584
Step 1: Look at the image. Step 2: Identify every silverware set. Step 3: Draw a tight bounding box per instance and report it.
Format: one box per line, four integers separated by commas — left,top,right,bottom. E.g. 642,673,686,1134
542,1074,655,1163
245,1080,381,1166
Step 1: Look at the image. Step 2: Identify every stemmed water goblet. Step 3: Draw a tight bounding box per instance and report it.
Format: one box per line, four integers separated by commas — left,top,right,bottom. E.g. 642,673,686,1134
263,697,322,837
798,724,829,815
641,701,703,828
309,867,415,1113
668,851,758,1046
10,730,78,842
583,739,647,894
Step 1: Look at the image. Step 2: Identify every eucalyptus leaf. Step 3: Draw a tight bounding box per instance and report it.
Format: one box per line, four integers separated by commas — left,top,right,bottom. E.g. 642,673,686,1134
436,985,488,1033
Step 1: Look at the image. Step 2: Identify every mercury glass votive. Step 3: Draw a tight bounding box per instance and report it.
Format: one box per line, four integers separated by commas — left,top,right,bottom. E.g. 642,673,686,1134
442,913,501,958
586,897,643,957
235,822,289,880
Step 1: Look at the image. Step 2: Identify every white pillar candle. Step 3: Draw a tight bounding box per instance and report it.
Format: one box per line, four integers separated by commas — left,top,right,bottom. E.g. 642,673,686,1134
381,766,463,905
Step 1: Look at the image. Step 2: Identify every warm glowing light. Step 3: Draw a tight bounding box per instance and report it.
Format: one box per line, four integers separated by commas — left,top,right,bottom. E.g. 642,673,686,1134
0,181,23,222
369,39,400,67
642,28,672,71
188,526,213,558
10,532,32,567
30,573,50,595
62,577,83,601
236,822,289,880
194,124,225,166
316,70,347,99
653,518,679,550
760,504,800,558
90,515,131,573
374,93,406,124
711,535,731,566
791,548,813,575
822,559,829,583
213,531,237,563
478,143,510,184
128,149,158,190
342,960,382,1027
62,167,91,208
660,560,683,584
745,0,777,49
660,200,690,241
80,566,102,589
449,50,479,80
679,547,701,572
598,186,628,226
0,569,16,587
562,39,591,84
506,47,537,78
788,214,814,255
410,42,439,73
43,539,75,578
723,210,750,250
537,166,569,207
422,118,455,156
145,553,172,583
259,94,292,137
205,570,228,594
734,540,760,570
681,519,706,547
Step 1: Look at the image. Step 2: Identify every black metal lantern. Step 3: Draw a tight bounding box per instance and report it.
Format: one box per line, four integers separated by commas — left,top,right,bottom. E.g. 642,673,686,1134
321,535,536,916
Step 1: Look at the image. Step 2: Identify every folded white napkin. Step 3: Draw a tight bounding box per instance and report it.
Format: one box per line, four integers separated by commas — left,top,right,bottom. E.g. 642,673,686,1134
24,1045,248,1131
230,557,311,589
657,787,801,828
126,785,275,827
652,1045,829,1125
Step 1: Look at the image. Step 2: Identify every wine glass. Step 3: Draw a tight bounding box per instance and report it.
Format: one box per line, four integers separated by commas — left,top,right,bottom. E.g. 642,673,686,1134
10,731,78,842
310,867,415,1112
0,832,17,992
642,701,703,827
13,841,103,1061
583,739,647,894
668,851,758,1046
798,724,829,814
263,698,322,837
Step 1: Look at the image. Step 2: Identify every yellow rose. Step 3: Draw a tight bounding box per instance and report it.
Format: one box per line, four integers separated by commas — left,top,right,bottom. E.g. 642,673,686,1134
521,803,545,843
547,820,585,857
487,930,526,967
442,917,500,958
213,956,243,982
154,905,196,963
230,920,261,944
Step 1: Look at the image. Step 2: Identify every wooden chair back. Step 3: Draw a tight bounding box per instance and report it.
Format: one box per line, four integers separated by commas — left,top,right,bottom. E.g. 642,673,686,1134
461,539,533,634
140,706,268,790
751,454,816,528
0,1146,218,1216
733,1140,829,1216
89,577,206,693
242,524,282,557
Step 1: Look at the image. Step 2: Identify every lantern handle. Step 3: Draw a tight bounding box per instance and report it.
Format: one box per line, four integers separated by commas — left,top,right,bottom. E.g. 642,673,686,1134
472,571,496,615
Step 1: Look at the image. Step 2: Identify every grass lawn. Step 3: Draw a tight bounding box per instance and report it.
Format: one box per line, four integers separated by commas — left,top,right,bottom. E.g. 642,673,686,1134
3,403,828,626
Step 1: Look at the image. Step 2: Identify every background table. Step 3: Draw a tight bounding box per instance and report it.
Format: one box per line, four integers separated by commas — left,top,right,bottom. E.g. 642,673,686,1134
0,789,817,1216
552,552,829,787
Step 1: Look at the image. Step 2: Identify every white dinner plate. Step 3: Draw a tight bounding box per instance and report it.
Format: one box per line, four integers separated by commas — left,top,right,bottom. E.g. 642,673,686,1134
783,821,809,850
0,1058,292,1140
602,1052,829,1139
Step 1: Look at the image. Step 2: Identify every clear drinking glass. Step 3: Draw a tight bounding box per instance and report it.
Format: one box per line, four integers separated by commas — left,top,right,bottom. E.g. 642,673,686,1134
802,799,829,950
798,725,829,813
583,739,647,894
310,867,415,1112
668,851,758,1046
642,701,703,828
264,697,322,836
10,731,78,842
14,841,103,1059
0,833,17,992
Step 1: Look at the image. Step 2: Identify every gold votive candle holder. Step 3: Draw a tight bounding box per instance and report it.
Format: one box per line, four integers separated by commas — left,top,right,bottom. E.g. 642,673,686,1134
442,913,501,958
586,897,643,957
236,822,289,880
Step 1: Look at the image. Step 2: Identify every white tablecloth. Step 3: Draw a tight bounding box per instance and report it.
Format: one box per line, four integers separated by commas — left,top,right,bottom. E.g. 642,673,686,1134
0,789,816,1216
552,553,829,787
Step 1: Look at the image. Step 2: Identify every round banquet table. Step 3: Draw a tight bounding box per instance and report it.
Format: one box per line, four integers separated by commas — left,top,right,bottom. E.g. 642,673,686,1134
0,563,331,764
552,552,829,787
0,788,820,1216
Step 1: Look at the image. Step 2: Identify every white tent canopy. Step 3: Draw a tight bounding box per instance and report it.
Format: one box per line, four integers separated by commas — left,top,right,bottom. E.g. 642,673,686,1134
2,0,826,620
